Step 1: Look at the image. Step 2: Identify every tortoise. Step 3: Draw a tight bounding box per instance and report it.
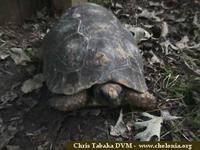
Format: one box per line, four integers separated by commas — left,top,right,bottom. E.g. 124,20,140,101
43,3,156,111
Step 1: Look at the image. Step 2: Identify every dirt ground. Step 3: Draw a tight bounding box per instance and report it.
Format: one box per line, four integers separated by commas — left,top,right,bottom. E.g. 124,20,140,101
0,0,200,149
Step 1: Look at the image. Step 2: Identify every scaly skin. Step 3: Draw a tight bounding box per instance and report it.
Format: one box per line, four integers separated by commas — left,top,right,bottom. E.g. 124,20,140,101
93,83,123,105
48,90,88,111
49,83,156,111
124,90,156,109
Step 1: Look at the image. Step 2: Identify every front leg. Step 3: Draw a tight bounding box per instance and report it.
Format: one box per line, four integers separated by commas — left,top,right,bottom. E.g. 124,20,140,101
48,90,88,112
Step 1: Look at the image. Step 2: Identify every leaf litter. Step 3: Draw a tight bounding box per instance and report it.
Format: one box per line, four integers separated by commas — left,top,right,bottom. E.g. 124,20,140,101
110,110,181,141
9,48,31,65
21,73,44,94
110,110,129,138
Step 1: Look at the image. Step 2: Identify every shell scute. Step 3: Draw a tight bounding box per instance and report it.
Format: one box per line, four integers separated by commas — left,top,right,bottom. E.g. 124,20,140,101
43,3,147,95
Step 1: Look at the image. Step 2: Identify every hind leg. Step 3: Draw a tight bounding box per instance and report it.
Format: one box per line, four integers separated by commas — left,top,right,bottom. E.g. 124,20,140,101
125,90,156,109
48,90,88,111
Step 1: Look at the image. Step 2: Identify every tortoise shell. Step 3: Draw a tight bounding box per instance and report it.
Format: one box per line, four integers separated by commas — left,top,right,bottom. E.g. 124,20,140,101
43,3,147,95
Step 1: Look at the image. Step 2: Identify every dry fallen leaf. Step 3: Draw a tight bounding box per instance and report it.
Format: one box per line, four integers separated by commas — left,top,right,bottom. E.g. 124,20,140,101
149,50,162,65
137,9,162,22
149,1,162,7
175,36,189,49
9,48,31,65
0,51,9,60
193,14,200,28
113,3,123,9
161,110,182,121
21,74,44,93
134,112,181,141
160,40,178,54
161,21,169,38
134,112,163,141
124,24,152,44
110,110,129,138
